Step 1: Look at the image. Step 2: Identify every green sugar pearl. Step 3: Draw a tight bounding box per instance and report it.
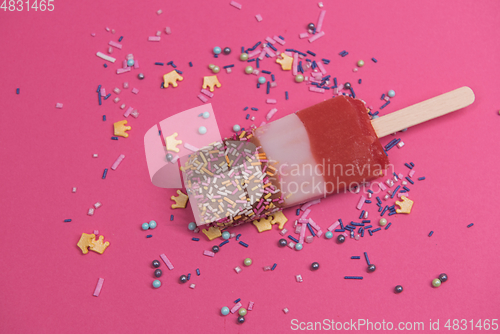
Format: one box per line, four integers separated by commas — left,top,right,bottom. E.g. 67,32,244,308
244,258,252,266
240,53,249,61
432,278,442,287
245,66,253,74
239,308,247,316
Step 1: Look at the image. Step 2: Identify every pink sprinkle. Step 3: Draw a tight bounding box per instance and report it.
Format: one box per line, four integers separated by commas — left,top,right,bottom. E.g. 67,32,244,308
270,82,277,88
265,37,276,44
109,41,122,49
266,99,277,104
301,209,311,220
292,53,299,75
91,33,96,37
248,301,254,311
301,199,321,211
379,182,387,191
100,88,107,97
299,223,306,243
165,27,172,35
117,68,131,74
266,108,277,121
132,88,139,94
311,73,322,80
409,169,415,178
397,141,405,149
231,302,242,313
316,230,323,238
122,60,128,69
273,35,286,45
258,49,267,60
356,195,366,210
124,107,134,117
309,86,325,93
55,103,63,109
198,94,208,103
148,36,161,42
317,61,327,75
230,1,242,9
316,10,326,32
308,218,320,231
265,47,276,57
203,250,215,257
299,32,309,39
255,14,263,22
93,278,104,297
160,254,174,270
342,232,348,238
94,230,99,235
328,221,340,231
133,59,139,69
247,49,261,58
201,89,214,98
111,154,125,170
308,31,325,43
184,143,199,152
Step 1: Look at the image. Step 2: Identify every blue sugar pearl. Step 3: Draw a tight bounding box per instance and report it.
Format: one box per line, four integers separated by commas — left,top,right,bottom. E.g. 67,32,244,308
213,46,222,55
222,231,230,240
202,111,210,119
127,59,134,67
258,76,266,84
198,126,207,135
152,280,161,288
388,90,396,98
141,222,150,230
233,124,241,132
188,222,197,230
295,243,303,251
221,306,230,316
325,231,333,239
149,220,157,229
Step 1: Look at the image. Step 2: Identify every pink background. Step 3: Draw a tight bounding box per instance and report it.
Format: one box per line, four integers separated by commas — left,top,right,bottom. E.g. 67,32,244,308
1,1,499,333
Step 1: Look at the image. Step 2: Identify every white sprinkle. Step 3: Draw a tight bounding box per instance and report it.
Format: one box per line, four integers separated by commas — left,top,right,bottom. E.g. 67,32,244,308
96,52,116,63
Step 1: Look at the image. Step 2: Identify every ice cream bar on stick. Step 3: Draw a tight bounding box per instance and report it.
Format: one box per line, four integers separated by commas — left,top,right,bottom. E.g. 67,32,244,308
153,87,474,228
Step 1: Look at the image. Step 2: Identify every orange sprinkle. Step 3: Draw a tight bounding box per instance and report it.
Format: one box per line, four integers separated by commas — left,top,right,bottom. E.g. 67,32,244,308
201,167,214,176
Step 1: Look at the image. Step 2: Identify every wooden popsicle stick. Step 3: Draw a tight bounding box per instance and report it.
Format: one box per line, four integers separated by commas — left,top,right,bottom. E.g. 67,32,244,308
371,86,475,138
